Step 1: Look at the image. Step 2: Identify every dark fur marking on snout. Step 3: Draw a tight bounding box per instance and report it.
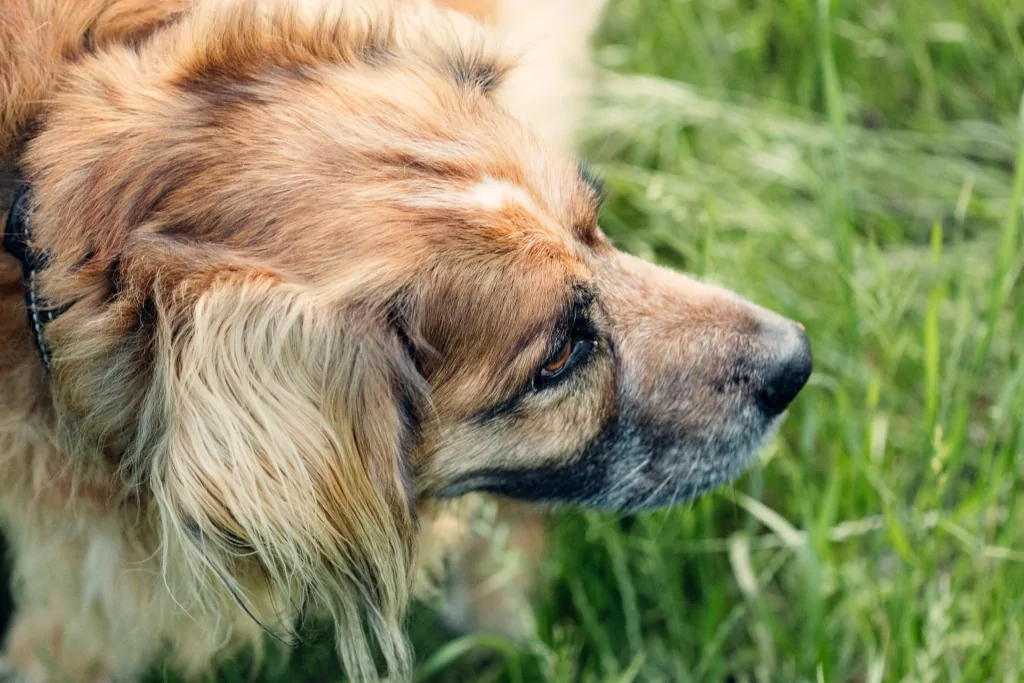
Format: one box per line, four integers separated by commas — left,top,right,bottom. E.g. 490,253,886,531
437,417,621,504
442,401,768,511
435,443,612,504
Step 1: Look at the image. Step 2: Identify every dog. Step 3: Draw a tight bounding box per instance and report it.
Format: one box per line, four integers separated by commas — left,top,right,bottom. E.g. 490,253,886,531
0,0,812,680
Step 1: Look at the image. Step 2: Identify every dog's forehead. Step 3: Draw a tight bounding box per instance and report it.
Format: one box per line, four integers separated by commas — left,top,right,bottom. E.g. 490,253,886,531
383,139,603,251
401,161,601,348
463,171,603,247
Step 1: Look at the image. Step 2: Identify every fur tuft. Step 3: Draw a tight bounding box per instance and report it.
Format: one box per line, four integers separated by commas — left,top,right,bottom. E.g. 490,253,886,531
140,276,425,679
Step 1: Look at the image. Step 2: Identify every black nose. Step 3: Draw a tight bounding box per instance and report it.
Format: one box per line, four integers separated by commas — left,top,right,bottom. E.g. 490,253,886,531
757,326,812,417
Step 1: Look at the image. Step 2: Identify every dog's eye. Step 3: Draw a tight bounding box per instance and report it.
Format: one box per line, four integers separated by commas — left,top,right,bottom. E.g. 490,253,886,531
535,324,597,390
540,339,572,378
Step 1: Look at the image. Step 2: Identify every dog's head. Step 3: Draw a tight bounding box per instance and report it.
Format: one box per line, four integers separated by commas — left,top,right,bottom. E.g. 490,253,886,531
20,0,809,677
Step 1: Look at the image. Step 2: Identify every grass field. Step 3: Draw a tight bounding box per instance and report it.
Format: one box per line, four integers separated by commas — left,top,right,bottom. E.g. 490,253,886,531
193,0,1024,680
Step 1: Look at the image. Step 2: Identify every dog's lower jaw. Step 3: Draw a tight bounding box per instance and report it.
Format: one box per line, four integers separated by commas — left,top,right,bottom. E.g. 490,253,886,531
598,413,785,513
433,411,783,512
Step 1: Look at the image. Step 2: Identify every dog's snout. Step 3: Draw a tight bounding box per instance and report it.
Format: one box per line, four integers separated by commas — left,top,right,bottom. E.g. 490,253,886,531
756,323,812,417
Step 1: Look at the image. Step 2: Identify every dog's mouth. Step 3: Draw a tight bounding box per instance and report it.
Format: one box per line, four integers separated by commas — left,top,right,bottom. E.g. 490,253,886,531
596,412,787,512
432,403,789,511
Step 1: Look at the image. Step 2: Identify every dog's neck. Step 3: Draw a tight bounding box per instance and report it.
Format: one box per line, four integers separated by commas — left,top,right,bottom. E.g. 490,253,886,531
0,1,196,383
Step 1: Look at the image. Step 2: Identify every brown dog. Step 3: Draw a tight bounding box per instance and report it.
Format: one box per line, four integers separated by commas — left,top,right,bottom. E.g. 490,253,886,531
0,0,811,681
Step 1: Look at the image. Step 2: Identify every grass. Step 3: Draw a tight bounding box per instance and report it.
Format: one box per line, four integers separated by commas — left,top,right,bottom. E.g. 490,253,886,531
189,0,1024,680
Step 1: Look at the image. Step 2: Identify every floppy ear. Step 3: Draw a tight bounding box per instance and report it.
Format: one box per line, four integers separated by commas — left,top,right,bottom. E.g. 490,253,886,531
145,274,425,680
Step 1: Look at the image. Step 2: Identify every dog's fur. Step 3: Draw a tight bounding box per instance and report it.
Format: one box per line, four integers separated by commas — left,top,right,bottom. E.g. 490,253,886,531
0,1,810,681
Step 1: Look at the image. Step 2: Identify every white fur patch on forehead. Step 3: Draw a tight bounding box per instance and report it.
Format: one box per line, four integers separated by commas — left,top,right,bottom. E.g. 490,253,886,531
470,176,537,212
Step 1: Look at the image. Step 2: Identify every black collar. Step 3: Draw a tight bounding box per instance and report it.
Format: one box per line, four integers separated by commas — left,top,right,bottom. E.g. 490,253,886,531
3,185,64,372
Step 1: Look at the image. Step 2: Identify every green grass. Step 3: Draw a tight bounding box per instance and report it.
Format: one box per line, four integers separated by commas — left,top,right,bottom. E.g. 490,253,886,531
193,0,1024,680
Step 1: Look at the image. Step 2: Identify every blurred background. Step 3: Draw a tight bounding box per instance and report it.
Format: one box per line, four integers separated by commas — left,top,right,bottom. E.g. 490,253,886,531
179,0,1024,680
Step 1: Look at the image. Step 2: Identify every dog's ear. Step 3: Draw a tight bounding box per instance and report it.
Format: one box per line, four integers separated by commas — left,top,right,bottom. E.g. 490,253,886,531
141,274,425,680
